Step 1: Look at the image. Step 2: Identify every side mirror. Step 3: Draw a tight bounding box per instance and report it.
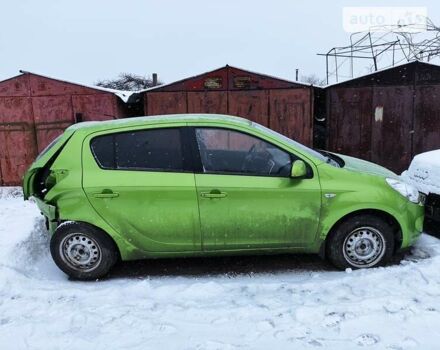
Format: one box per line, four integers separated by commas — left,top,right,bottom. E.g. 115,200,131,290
291,160,307,178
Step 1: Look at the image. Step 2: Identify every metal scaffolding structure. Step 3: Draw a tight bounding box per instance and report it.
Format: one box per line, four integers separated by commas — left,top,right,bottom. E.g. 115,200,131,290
319,19,440,84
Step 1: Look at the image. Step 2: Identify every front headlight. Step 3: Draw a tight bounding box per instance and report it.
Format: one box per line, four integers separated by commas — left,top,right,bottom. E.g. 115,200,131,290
386,178,420,203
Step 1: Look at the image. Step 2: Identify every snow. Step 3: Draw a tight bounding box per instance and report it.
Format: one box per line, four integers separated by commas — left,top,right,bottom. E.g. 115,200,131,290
1,187,440,349
402,149,440,195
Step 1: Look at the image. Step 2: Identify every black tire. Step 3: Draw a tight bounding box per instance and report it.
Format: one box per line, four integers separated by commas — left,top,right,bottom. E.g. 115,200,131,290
326,214,395,270
50,221,119,280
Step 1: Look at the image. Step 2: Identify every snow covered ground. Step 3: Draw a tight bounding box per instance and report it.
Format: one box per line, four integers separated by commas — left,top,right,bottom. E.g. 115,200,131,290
1,188,440,350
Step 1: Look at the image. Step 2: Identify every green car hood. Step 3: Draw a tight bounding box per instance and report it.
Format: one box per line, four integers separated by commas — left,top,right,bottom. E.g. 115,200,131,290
336,153,397,178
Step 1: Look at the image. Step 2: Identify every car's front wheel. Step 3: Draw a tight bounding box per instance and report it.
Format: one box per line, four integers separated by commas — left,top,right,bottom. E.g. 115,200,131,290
326,214,395,269
50,221,119,280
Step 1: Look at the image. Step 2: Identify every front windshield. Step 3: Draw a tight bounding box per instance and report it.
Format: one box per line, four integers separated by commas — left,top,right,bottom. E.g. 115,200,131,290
253,123,328,163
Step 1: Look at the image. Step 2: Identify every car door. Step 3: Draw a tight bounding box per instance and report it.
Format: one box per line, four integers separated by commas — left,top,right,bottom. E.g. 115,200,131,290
82,125,201,253
192,126,321,251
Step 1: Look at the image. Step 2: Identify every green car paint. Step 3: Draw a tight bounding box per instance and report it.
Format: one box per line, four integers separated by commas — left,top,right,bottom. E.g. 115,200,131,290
22,114,424,261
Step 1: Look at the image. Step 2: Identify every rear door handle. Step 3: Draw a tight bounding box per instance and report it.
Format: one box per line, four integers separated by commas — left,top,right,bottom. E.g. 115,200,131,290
93,190,119,198
200,190,228,199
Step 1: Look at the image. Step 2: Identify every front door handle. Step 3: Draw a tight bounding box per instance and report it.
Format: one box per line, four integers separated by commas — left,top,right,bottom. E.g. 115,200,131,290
93,190,119,198
200,190,228,199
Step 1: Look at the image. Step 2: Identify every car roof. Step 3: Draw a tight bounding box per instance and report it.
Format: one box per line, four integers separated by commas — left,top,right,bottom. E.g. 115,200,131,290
67,114,253,133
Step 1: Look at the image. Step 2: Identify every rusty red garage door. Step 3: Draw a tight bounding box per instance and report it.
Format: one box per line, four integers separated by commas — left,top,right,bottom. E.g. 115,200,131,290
327,87,373,161
146,92,187,115
187,91,227,114
0,97,37,185
72,94,119,122
414,85,440,156
32,95,73,153
269,89,313,146
371,86,413,173
228,90,269,126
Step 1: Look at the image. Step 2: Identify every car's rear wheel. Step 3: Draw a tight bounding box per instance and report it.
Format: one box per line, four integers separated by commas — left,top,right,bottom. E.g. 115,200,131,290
326,214,395,269
50,221,119,280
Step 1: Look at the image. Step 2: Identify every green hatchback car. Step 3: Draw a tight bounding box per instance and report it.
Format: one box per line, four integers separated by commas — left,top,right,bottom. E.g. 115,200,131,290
23,114,424,280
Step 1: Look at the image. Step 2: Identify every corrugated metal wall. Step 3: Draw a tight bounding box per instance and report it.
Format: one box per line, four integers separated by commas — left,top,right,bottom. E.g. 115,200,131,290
144,66,317,147
0,73,128,185
326,62,440,173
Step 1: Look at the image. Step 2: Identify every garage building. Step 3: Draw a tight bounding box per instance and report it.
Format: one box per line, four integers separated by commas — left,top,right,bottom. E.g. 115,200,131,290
143,65,324,148
326,61,440,173
0,71,132,185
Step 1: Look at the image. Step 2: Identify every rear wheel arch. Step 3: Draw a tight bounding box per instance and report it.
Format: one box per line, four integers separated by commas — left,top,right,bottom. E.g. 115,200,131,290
56,210,146,261
320,209,403,258
50,220,121,280
55,220,122,260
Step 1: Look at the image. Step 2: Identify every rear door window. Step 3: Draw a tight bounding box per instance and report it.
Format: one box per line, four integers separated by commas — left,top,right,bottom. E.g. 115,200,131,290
91,128,185,172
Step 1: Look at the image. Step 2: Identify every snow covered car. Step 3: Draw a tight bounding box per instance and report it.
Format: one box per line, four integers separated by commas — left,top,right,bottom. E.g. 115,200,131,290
402,150,440,235
23,114,424,280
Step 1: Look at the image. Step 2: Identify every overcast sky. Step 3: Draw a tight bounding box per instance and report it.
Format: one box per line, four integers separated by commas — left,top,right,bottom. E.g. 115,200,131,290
1,0,439,86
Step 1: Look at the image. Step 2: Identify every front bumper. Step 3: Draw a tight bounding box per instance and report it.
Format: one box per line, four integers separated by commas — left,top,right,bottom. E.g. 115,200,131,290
399,201,424,249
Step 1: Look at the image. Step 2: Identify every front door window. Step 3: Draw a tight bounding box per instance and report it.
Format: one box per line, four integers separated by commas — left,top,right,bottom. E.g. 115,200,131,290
195,128,292,177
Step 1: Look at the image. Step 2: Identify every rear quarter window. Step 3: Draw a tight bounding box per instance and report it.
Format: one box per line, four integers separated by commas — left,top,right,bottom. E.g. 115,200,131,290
90,135,116,168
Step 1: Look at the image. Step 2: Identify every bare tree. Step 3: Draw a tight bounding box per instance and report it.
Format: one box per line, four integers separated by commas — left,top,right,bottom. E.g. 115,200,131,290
300,74,326,86
96,73,162,91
